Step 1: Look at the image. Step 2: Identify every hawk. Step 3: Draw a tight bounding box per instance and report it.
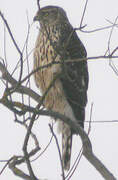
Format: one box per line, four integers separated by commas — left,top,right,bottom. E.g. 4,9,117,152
33,6,88,171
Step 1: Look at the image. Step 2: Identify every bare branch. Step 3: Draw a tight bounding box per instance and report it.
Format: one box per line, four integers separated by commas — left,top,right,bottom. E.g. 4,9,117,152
21,53,118,84
106,16,118,76
23,113,38,180
49,124,65,180
0,61,40,103
36,110,117,180
106,19,118,27
0,3,117,180
1,88,116,180
0,11,23,82
9,156,39,180
0,157,13,175
9,157,31,180
79,24,117,33
111,47,118,56
66,103,94,179
80,0,88,28
15,119,40,148
107,17,118,54
31,135,53,162
0,146,40,179
65,148,83,179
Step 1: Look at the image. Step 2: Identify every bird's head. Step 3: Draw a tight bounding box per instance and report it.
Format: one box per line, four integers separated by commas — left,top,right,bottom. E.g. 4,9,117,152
33,6,68,26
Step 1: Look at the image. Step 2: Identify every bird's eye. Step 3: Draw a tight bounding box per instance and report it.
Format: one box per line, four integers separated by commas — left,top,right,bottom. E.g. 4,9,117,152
44,12,49,17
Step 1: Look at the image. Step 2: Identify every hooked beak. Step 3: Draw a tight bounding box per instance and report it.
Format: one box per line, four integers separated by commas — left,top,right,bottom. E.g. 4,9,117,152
33,10,42,22
33,15,39,21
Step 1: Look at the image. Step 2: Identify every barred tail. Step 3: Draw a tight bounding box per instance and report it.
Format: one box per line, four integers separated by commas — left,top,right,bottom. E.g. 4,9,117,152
62,123,72,171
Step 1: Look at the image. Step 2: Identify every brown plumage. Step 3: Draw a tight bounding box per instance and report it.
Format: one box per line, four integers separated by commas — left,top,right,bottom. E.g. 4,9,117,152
33,6,88,171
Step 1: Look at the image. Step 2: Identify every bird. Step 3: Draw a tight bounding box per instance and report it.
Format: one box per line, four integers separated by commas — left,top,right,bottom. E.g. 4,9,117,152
33,5,89,171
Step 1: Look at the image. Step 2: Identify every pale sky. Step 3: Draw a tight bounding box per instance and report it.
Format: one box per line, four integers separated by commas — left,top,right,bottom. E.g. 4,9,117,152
0,0,118,180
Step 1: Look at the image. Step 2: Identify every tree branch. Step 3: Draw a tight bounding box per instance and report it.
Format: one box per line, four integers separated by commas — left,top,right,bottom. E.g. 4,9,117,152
0,61,40,103
23,113,38,180
9,155,45,180
49,124,65,180
0,11,23,82
34,110,117,180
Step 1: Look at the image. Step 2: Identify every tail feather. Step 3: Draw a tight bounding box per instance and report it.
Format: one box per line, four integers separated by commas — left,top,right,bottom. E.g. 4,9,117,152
62,123,72,171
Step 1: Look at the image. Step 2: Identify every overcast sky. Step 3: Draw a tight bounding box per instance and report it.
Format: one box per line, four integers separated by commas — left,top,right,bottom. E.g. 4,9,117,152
0,0,118,180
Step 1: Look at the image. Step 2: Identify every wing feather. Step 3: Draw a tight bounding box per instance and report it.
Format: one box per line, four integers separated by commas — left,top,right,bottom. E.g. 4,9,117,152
59,23,89,127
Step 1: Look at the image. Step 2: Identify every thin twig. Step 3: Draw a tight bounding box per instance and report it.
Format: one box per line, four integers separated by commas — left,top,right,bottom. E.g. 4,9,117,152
107,16,118,76
0,61,40,102
0,12,21,55
23,113,38,180
111,46,118,56
0,157,14,175
31,135,53,162
66,104,93,179
80,24,117,33
15,119,40,148
0,11,23,82
3,23,7,67
49,124,65,180
66,148,83,180
21,53,118,84
80,0,88,28
106,19,118,27
0,91,117,180
25,12,32,123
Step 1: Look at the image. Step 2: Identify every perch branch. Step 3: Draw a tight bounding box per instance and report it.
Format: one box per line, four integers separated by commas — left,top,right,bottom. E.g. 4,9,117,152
35,110,117,180
0,89,117,179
